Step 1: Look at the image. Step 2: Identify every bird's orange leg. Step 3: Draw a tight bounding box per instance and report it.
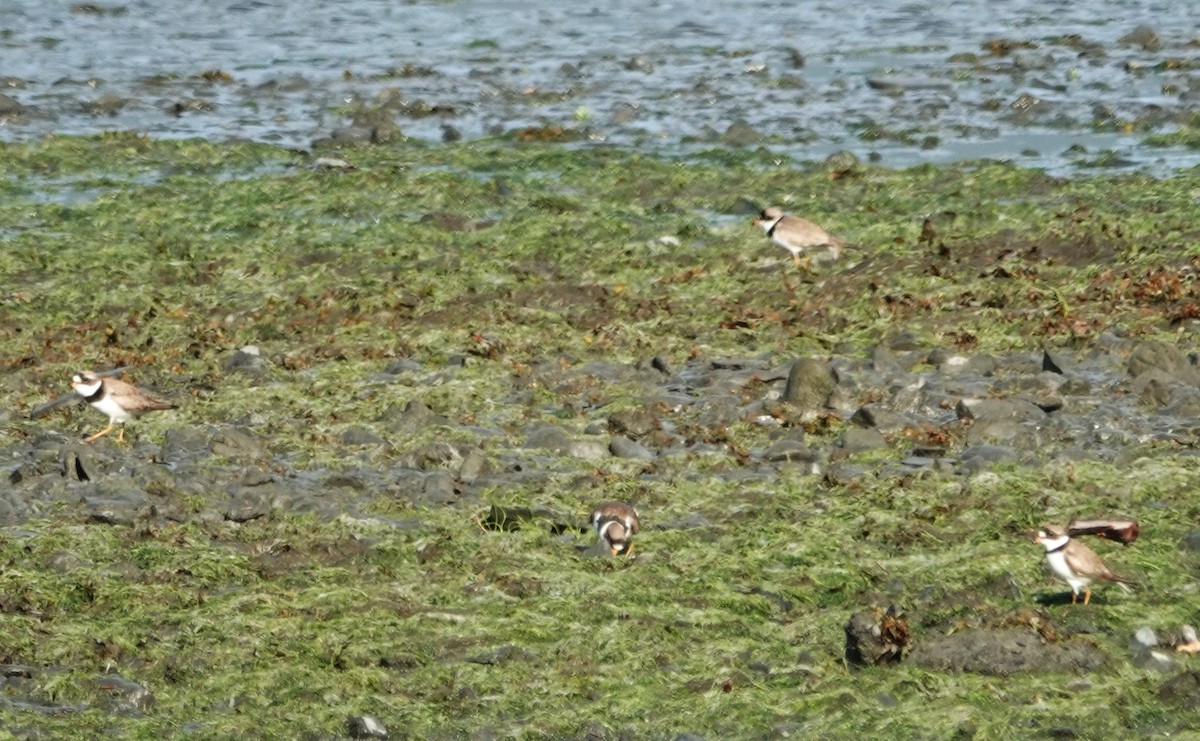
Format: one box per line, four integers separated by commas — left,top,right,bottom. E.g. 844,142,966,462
84,423,113,443
117,426,126,443
1083,589,1092,606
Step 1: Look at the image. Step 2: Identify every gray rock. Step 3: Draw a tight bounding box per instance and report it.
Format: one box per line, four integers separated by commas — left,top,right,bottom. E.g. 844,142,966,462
523,425,572,453
1127,340,1199,384
94,675,155,714
458,448,489,483
210,428,267,460
607,408,659,439
1157,669,1200,710
782,359,836,408
1118,24,1161,51
383,358,423,374
347,715,389,739
224,345,266,375
868,345,903,374
955,397,1046,422
1183,532,1200,552
396,441,462,471
1042,348,1071,374
161,427,211,460
696,395,742,429
0,93,27,115
958,445,1019,465
567,440,610,461
1133,648,1176,673
224,490,272,522
850,404,911,434
61,443,103,482
722,119,762,146
341,426,385,446
763,439,819,464
610,435,655,459
840,428,886,453
379,400,451,434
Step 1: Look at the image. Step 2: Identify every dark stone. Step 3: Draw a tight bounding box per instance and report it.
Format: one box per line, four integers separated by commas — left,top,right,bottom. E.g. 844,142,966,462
1042,348,1071,374
1182,532,1200,552
379,399,451,433
347,715,389,738
957,445,1020,465
721,120,762,146
482,504,573,533
341,426,385,446
396,441,462,471
850,404,910,434
383,358,423,374
955,397,1046,422
223,346,266,375
224,491,272,522
868,345,903,374
763,439,818,464
909,629,1106,675
84,497,145,526
1128,340,1199,384
1157,670,1200,710
782,359,836,408
523,424,572,453
161,427,211,460
458,448,489,483
840,428,886,453
94,675,155,714
609,435,655,459
210,428,267,460
607,408,659,439
60,443,102,482
0,93,27,115
1118,24,1161,51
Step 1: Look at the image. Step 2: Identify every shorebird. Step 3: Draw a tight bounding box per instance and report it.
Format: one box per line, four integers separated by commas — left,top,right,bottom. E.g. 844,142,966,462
1034,525,1134,605
591,501,640,557
70,370,174,442
752,206,843,266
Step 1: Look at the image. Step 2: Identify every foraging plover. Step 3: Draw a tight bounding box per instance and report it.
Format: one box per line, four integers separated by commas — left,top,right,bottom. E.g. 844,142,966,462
70,370,174,442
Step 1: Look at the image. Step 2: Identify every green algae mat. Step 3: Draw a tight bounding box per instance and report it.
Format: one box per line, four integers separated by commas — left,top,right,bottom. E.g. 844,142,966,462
1,135,1199,738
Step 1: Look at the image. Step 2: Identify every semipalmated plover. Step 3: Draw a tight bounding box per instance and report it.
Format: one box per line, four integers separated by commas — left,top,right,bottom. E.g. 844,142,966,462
752,206,843,266
591,501,640,557
70,370,174,442
1034,525,1134,605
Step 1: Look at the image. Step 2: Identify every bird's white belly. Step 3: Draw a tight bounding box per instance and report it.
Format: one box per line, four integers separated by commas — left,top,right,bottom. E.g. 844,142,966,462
92,395,131,423
1046,550,1089,592
772,236,804,254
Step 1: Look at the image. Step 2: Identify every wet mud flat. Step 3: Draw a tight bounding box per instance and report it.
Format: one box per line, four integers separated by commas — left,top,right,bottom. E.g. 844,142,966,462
1,137,1199,736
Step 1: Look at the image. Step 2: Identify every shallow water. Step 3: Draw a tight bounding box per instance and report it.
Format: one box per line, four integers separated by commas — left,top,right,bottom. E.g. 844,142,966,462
1,0,1198,174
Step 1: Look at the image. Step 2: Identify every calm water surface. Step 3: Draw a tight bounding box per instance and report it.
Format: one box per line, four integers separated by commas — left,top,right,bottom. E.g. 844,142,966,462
1,0,1198,174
